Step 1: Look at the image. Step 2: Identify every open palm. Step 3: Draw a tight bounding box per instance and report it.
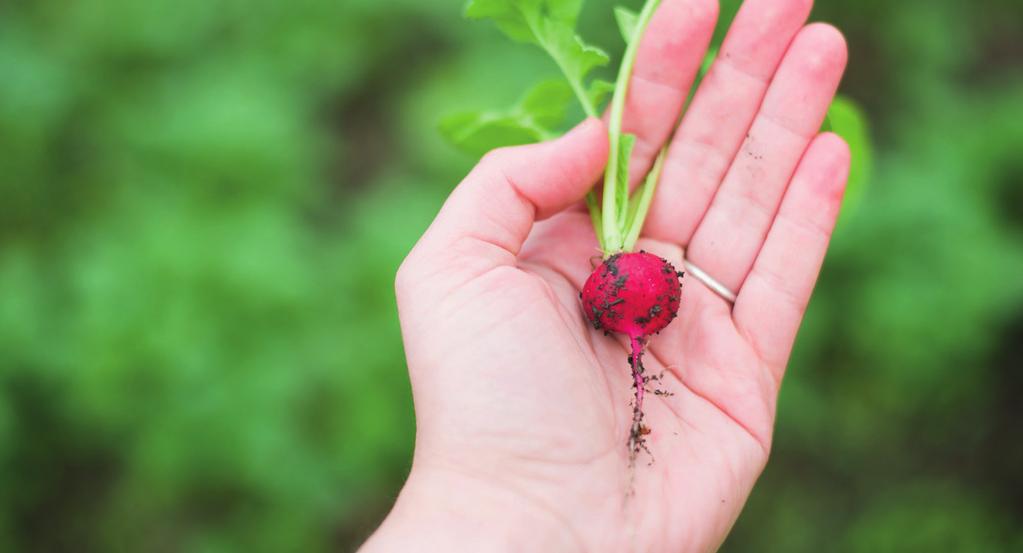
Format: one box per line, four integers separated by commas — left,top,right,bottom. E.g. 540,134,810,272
368,0,850,551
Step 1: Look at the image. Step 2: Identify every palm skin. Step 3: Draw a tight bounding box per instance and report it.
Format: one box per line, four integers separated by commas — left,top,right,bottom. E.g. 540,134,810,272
397,212,774,552
365,0,850,551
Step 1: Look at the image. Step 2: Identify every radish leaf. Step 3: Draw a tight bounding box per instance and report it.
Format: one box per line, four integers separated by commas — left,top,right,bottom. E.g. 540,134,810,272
588,79,615,109
439,113,549,156
614,6,639,42
519,79,575,128
465,0,609,117
614,133,636,234
440,79,573,156
823,95,872,218
601,0,661,254
465,0,582,42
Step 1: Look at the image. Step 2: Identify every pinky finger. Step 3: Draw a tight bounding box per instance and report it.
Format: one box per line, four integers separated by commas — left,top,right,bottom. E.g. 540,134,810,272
732,132,851,379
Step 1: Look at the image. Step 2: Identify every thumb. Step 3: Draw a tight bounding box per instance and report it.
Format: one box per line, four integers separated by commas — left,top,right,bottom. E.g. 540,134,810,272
412,118,608,271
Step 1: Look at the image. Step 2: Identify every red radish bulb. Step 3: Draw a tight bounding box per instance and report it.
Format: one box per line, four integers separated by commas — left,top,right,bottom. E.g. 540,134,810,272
580,251,683,461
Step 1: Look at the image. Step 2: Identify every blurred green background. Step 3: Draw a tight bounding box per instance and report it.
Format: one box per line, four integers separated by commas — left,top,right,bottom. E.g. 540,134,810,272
0,0,1020,551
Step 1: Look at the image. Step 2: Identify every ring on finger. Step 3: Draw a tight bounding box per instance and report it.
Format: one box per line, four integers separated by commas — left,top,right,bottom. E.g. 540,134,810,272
681,256,737,304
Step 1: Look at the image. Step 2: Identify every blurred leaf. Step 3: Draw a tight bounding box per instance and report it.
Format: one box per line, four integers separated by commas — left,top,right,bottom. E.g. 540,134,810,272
587,78,615,110
439,79,572,156
825,95,873,215
439,112,548,156
613,5,638,42
518,79,574,128
465,0,608,115
465,0,584,42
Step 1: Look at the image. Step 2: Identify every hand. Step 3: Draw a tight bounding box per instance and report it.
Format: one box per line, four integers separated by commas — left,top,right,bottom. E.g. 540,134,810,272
363,0,849,551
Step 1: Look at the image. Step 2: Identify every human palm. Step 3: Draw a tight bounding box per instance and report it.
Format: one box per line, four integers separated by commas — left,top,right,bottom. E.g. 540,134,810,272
367,0,850,551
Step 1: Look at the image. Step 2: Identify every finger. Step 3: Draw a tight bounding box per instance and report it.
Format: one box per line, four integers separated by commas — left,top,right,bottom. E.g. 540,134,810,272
683,23,848,292
645,0,814,244
732,132,850,376
409,118,608,275
616,0,718,188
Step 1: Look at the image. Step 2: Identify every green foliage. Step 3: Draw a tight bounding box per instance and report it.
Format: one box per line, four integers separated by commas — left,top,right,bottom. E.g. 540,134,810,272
458,0,664,254
439,79,572,156
0,0,1021,551
466,0,585,42
613,5,639,40
445,0,873,252
844,484,1017,552
599,0,662,254
465,0,610,117
587,78,617,108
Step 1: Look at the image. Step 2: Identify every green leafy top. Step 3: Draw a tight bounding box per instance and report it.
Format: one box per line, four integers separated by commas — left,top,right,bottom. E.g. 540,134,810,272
465,0,609,118
599,0,661,253
458,0,664,255
445,0,873,256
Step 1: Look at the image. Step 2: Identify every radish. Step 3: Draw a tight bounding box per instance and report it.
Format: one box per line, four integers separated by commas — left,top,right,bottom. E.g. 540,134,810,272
451,0,863,464
451,0,685,463
582,251,683,461
580,0,685,463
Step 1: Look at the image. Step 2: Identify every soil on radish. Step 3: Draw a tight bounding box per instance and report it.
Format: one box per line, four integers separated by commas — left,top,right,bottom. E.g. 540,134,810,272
580,251,683,464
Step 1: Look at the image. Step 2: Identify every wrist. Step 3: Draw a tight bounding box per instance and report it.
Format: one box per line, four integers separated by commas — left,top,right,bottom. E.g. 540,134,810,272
361,465,583,552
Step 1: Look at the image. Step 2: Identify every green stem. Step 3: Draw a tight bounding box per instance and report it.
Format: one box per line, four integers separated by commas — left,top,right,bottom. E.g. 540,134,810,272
622,146,667,252
601,0,661,256
526,15,598,119
563,69,598,119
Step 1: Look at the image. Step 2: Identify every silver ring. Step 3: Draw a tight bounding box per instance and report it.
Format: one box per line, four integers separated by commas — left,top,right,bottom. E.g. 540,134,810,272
682,258,737,304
